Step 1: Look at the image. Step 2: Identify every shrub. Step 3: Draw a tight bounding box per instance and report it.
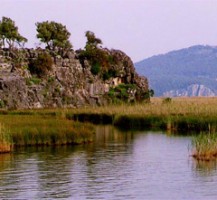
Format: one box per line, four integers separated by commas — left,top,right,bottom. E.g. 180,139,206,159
91,62,101,75
163,97,172,104
108,84,136,103
26,77,41,85
102,69,117,81
29,52,53,77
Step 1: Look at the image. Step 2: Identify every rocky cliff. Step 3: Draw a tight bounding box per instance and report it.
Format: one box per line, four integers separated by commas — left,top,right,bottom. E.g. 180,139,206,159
0,48,149,109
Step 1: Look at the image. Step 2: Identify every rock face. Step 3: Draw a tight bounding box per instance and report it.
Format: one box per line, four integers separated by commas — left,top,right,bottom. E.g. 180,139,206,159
0,48,149,109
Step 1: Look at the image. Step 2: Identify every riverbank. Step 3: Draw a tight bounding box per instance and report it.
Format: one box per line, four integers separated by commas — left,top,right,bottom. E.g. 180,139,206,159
0,114,94,153
66,97,217,132
1,97,217,155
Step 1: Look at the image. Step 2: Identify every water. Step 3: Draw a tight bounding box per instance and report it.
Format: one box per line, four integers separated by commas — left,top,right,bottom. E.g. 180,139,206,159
0,126,217,199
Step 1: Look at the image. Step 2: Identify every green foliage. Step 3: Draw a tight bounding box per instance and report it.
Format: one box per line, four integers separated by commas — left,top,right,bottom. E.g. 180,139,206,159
108,84,137,103
91,62,101,75
36,21,72,50
149,89,154,97
103,69,117,81
48,76,55,83
26,77,41,85
79,31,104,75
0,100,5,108
85,31,102,46
29,52,53,77
0,16,27,48
78,30,119,79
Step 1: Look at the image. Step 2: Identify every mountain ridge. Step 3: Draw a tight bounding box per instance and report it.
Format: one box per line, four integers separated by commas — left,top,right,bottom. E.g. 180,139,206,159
135,45,217,96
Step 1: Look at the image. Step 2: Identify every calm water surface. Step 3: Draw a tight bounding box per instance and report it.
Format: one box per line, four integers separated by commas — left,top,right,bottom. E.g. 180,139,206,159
0,126,217,199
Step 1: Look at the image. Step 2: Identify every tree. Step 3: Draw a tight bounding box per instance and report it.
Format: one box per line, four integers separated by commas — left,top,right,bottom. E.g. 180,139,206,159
85,31,102,47
0,16,27,48
36,21,72,50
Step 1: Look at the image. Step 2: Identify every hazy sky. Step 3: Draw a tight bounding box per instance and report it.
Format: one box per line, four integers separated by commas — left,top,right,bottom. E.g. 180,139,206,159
1,0,217,62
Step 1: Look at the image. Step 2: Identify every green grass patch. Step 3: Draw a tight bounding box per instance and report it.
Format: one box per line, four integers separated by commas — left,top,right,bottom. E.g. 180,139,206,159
0,114,94,152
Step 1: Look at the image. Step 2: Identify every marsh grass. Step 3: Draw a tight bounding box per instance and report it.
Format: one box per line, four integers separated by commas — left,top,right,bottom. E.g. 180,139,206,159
65,97,217,131
0,115,94,151
0,123,12,153
192,132,217,161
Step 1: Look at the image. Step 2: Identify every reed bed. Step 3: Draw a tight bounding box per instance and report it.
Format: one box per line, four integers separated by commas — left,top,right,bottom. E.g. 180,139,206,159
66,97,217,131
0,115,94,153
0,123,12,153
192,132,217,161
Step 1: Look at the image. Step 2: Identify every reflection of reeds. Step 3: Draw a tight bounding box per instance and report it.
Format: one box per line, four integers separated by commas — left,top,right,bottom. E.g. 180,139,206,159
0,123,12,153
192,133,217,161
0,115,94,153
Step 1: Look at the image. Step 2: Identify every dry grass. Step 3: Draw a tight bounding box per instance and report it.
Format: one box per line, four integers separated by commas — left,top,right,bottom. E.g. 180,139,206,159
64,97,217,116
65,97,217,131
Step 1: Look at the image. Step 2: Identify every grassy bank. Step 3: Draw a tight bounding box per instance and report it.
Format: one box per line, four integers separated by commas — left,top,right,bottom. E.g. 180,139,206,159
0,115,94,153
66,97,217,132
1,97,217,155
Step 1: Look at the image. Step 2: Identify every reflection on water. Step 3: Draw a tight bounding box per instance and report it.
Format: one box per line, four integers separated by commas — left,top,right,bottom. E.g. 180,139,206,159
0,126,217,199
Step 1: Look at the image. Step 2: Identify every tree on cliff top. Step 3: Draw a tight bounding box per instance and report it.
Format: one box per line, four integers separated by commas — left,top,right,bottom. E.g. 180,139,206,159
36,21,72,50
0,16,27,49
85,31,102,47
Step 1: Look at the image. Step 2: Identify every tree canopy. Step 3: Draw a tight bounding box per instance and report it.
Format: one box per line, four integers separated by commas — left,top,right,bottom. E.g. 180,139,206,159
0,16,27,48
36,21,72,50
85,31,102,47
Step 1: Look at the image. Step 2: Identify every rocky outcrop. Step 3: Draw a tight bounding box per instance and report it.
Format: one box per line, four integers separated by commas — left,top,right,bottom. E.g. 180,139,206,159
0,48,149,109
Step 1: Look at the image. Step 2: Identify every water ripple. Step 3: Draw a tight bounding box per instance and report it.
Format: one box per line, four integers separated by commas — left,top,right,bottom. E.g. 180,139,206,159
0,128,217,199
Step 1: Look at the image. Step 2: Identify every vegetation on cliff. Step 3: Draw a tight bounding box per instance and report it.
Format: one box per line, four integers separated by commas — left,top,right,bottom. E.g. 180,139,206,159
0,17,27,49
36,21,72,50
0,16,149,109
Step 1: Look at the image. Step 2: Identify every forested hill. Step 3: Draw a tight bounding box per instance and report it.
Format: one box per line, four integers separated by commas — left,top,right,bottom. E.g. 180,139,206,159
135,45,217,96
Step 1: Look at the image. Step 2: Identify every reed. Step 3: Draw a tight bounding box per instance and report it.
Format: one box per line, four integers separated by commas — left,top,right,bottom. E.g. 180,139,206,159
0,115,94,151
65,97,217,131
192,132,217,161
0,123,12,153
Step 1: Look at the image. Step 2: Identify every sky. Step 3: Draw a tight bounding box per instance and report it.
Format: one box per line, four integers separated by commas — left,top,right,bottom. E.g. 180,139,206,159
1,0,217,62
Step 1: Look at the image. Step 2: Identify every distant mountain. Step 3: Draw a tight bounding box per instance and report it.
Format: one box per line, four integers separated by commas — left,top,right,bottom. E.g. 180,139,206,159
135,45,217,96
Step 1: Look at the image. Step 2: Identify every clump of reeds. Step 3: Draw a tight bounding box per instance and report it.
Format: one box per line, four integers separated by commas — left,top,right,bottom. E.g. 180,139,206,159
0,115,94,148
0,123,12,153
65,97,217,132
192,132,217,161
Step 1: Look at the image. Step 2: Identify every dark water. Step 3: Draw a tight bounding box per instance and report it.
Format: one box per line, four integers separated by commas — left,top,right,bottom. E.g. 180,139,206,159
0,126,217,199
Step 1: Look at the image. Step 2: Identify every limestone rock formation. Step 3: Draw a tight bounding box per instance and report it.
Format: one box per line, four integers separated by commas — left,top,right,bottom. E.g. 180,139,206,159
0,48,149,109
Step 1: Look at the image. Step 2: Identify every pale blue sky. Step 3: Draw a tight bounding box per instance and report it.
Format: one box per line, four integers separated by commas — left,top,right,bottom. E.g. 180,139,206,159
1,0,217,62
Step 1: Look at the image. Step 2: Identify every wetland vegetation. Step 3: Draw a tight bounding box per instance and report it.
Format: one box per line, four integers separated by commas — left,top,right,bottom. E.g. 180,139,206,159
1,97,217,160
0,114,94,153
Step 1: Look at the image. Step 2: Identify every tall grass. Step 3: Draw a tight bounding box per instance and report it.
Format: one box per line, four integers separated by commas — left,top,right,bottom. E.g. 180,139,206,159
192,132,217,161
65,97,217,131
0,123,12,153
0,115,94,153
